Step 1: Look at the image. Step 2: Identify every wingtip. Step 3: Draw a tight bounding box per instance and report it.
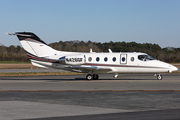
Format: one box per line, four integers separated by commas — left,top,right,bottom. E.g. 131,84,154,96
5,32,15,35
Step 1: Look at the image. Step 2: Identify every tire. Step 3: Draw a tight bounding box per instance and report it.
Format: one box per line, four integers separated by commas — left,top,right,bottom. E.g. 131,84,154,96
86,74,93,80
93,74,99,80
157,75,163,80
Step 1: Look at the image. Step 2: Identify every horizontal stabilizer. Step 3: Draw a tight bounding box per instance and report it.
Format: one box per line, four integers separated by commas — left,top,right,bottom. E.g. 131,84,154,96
31,60,49,68
5,32,32,37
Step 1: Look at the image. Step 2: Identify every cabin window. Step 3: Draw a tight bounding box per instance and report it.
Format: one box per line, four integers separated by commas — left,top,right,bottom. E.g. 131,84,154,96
112,57,116,62
131,57,134,62
88,57,92,62
138,55,155,61
104,57,108,62
96,57,100,62
122,57,126,62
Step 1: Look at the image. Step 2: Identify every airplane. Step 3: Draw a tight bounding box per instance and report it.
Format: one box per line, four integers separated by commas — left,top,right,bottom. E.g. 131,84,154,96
7,32,178,80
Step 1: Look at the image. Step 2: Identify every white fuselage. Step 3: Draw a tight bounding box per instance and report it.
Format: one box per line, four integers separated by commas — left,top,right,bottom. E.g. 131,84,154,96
31,51,178,74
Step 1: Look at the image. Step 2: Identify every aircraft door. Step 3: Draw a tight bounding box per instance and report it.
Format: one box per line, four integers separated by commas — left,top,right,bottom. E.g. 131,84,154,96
120,54,127,64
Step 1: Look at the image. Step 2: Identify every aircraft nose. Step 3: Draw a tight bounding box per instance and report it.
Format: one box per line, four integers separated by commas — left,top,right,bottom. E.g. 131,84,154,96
173,66,178,71
169,65,178,72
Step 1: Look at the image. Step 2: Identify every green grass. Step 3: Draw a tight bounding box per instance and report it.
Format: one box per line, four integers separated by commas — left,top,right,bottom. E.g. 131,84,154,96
0,71,83,76
0,61,31,64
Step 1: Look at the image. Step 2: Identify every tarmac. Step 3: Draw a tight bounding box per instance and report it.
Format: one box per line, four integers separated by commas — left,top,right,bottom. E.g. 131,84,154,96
0,74,180,90
0,74,180,120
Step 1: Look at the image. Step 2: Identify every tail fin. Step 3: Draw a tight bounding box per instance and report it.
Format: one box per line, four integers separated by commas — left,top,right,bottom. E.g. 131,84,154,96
6,32,61,68
15,32,58,57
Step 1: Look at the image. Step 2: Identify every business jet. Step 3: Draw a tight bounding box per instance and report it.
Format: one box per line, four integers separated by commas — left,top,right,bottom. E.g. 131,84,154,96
7,32,178,80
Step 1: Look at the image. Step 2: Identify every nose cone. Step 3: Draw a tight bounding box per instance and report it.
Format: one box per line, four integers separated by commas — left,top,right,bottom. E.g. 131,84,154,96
172,66,178,71
169,65,178,72
157,61,178,73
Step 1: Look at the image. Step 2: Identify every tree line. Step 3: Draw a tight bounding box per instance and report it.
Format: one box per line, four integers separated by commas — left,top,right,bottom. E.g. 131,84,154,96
0,41,180,63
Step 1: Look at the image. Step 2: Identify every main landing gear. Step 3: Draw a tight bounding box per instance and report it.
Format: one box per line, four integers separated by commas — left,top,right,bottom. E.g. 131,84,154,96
155,74,163,80
86,74,99,80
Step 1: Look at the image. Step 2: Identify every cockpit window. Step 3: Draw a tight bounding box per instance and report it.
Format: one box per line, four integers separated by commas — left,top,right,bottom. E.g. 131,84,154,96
146,55,155,60
138,55,155,61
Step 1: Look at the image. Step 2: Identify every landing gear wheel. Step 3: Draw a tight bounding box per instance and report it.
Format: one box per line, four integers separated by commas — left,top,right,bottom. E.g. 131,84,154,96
157,74,163,80
86,74,93,80
93,74,99,80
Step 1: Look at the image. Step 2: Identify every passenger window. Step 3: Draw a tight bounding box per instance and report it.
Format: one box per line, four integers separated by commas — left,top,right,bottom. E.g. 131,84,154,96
96,57,100,62
104,57,108,62
88,57,92,62
112,57,116,62
122,57,125,62
131,57,134,62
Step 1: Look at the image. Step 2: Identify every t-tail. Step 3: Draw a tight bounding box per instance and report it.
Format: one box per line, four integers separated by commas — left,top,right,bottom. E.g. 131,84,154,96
7,32,61,68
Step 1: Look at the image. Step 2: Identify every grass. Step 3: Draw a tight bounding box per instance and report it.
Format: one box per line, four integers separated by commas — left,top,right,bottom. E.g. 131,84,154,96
171,71,180,74
0,61,31,64
0,64,36,69
0,71,83,76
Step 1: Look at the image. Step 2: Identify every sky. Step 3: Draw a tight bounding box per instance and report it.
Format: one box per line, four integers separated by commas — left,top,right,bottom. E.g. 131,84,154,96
0,0,180,48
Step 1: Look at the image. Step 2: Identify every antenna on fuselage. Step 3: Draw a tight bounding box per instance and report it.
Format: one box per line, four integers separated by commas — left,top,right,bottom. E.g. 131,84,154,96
90,48,96,53
90,48,93,53
108,49,113,53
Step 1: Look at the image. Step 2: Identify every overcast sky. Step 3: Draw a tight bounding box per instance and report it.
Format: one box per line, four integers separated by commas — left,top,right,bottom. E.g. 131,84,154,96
0,0,180,48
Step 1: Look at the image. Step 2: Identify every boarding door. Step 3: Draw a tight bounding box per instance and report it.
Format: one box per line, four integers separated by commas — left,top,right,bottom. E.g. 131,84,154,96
120,54,127,64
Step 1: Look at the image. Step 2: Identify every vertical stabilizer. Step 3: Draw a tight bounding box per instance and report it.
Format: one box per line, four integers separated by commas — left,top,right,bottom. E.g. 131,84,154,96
15,32,58,57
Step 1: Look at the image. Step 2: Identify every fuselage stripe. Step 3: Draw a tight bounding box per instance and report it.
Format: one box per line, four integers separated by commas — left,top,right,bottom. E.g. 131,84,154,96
25,38,42,44
26,53,56,63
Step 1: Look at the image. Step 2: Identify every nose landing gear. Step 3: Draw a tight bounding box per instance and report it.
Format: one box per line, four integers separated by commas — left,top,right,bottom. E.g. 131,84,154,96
155,74,163,80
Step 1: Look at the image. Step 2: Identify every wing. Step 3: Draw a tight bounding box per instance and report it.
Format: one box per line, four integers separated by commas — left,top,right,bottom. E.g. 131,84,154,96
65,65,112,73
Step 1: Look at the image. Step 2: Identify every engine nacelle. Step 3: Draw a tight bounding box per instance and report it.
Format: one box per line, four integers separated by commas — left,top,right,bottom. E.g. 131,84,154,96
65,55,84,65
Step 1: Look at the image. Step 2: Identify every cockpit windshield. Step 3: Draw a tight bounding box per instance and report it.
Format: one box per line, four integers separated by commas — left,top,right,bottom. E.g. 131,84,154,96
138,55,155,61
